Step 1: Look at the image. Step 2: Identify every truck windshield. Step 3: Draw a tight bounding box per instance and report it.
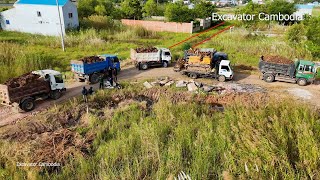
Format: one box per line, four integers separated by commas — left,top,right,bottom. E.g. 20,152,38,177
54,75,64,83
113,57,119,63
304,65,313,73
221,65,230,72
164,52,171,56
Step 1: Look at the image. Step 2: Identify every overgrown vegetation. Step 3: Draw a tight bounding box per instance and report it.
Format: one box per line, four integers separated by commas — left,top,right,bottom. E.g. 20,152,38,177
0,85,319,179
285,16,320,58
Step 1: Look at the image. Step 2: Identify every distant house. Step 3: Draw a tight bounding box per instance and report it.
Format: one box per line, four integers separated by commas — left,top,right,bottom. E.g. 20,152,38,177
0,0,79,36
294,4,314,19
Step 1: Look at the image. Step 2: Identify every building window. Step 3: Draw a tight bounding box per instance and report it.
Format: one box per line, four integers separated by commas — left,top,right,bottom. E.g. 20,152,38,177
37,11,41,17
68,13,73,18
5,20,10,25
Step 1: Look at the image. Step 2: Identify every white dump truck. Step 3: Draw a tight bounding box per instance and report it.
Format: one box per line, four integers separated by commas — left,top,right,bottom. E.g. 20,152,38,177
0,70,66,112
131,47,172,70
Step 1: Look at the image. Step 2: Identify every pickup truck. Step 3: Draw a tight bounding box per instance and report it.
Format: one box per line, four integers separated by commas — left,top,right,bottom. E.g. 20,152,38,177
71,54,121,84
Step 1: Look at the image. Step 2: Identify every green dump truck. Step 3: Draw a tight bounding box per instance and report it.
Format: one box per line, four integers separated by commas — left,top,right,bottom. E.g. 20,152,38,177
259,58,319,86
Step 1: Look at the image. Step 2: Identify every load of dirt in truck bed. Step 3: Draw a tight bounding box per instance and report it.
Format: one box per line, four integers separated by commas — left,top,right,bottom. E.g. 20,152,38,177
186,48,214,57
135,47,158,53
79,56,104,64
4,72,41,89
263,55,293,64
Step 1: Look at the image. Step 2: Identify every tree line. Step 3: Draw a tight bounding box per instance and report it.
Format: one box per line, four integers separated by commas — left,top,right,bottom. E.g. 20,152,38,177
78,0,216,22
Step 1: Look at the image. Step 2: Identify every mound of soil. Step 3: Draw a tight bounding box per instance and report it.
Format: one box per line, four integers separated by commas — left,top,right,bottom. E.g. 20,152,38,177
263,55,293,64
79,56,104,64
4,72,41,89
186,48,214,57
135,47,158,53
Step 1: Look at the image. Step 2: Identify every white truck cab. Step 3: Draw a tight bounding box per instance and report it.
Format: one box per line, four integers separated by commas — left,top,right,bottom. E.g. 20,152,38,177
160,48,172,65
218,60,233,80
33,70,66,91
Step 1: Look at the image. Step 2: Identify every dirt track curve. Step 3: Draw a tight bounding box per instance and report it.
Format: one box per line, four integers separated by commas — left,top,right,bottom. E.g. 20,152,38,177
1,65,319,127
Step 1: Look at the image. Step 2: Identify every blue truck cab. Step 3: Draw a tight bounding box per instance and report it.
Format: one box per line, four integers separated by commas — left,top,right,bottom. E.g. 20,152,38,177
71,54,121,84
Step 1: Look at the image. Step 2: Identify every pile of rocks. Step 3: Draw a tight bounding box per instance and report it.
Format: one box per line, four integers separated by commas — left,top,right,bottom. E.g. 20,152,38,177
143,77,266,94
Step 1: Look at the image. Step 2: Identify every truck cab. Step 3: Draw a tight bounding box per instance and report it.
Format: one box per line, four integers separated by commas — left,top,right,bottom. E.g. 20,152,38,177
295,60,317,85
33,70,66,98
100,54,121,71
160,48,172,67
218,60,233,81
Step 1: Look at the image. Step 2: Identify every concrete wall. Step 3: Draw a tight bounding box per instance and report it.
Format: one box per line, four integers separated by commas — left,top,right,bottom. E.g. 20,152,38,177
0,2,79,36
121,19,194,33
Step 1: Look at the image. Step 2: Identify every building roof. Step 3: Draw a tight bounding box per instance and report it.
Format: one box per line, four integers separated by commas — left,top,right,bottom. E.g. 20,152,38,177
16,0,69,6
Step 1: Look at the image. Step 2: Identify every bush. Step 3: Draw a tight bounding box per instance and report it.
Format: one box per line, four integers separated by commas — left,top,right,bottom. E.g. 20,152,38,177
285,23,306,46
121,0,143,19
165,3,193,22
80,15,123,31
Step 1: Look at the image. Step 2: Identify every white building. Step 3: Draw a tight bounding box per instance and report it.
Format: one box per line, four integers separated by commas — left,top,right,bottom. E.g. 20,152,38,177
0,0,79,36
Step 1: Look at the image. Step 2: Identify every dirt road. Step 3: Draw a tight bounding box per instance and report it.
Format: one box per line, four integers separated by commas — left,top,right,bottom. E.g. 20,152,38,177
0,66,319,126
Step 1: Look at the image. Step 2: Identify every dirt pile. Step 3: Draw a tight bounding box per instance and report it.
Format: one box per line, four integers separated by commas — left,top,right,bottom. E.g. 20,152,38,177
0,121,51,141
186,48,214,57
33,129,94,165
263,55,293,64
79,56,104,64
4,72,41,89
135,47,158,53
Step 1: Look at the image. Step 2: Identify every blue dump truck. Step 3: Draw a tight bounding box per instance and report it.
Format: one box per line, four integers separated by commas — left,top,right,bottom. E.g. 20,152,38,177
71,54,121,84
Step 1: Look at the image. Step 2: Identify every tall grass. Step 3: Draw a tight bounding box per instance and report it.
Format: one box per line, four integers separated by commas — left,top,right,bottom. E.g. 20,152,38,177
203,28,315,67
0,42,60,83
0,87,318,179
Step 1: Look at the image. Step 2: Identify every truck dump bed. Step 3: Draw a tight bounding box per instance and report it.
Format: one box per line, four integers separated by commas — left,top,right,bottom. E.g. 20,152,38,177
259,60,296,77
130,49,160,62
0,78,50,106
71,59,109,75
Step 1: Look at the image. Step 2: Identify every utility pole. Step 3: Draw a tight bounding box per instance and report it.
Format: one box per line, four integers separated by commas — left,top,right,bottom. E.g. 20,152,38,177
56,0,65,52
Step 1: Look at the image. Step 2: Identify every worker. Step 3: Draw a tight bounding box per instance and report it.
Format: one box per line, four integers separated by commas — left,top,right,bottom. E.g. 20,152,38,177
88,87,94,95
108,67,114,86
82,87,88,103
99,76,104,89
112,68,118,83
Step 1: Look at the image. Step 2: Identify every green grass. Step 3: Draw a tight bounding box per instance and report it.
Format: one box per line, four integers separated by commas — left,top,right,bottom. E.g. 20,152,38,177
0,85,319,179
313,7,320,17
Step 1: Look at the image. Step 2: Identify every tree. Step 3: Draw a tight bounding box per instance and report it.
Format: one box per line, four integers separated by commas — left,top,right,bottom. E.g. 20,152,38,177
267,0,296,17
236,2,267,25
285,23,306,46
78,0,98,18
193,1,216,18
304,16,320,58
164,3,193,22
143,0,158,17
121,0,143,19
95,5,107,15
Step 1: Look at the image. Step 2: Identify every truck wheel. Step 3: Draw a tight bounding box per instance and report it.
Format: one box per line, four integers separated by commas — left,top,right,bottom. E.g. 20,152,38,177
297,78,307,86
50,90,62,100
189,73,198,79
90,74,100,84
218,75,226,82
163,61,168,68
140,63,148,70
264,74,275,83
20,98,35,112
